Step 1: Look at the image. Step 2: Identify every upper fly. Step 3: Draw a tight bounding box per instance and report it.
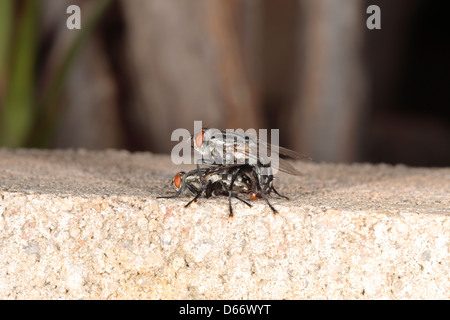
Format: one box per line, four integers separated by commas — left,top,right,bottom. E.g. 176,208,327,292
192,128,311,176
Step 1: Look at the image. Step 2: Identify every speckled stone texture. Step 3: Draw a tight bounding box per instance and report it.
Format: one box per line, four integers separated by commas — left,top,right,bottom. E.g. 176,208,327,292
0,148,449,299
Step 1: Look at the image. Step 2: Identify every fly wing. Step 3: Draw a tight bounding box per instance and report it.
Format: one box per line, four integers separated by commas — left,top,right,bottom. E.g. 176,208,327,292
277,158,304,176
222,133,310,176
275,145,312,161
222,131,311,161
194,129,311,176
255,138,311,161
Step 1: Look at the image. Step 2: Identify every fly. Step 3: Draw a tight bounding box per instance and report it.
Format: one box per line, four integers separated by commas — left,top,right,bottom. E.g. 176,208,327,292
192,128,310,176
157,164,287,216
157,166,253,217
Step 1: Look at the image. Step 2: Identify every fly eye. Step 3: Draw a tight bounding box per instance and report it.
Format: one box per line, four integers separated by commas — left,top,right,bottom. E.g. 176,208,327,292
174,174,182,189
195,130,204,148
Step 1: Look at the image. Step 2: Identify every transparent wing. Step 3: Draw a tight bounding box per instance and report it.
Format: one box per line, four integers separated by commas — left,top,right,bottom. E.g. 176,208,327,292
219,131,310,175
193,129,311,176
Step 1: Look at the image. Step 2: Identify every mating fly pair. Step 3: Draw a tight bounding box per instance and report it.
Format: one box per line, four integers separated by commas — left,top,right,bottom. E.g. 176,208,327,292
158,128,310,217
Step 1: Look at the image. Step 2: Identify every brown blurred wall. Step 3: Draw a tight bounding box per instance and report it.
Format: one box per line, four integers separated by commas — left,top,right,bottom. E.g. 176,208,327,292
39,0,449,166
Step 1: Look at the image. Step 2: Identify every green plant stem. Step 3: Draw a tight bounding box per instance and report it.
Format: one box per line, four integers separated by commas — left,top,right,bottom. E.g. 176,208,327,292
0,0,37,147
0,0,13,99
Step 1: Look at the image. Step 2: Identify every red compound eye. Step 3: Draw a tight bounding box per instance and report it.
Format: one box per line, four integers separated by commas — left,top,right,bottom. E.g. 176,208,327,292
174,174,182,189
195,129,205,148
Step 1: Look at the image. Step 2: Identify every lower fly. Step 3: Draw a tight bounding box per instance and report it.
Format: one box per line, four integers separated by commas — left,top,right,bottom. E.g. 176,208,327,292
158,164,288,216
157,166,253,217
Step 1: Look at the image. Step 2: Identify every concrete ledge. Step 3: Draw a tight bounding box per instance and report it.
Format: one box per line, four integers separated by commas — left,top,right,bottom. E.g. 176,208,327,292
0,148,449,299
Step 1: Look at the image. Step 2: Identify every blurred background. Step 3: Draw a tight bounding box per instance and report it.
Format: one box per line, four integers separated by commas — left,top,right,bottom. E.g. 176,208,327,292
0,0,449,166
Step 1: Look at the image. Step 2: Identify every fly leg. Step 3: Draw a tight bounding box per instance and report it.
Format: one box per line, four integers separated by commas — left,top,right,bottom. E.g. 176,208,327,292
231,193,252,207
219,178,234,217
156,186,183,199
209,180,252,217
225,167,245,217
258,192,278,215
228,197,233,217
184,192,201,208
185,181,209,208
272,186,289,200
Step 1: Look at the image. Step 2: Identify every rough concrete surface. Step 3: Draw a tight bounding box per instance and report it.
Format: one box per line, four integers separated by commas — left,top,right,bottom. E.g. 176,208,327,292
0,148,448,299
